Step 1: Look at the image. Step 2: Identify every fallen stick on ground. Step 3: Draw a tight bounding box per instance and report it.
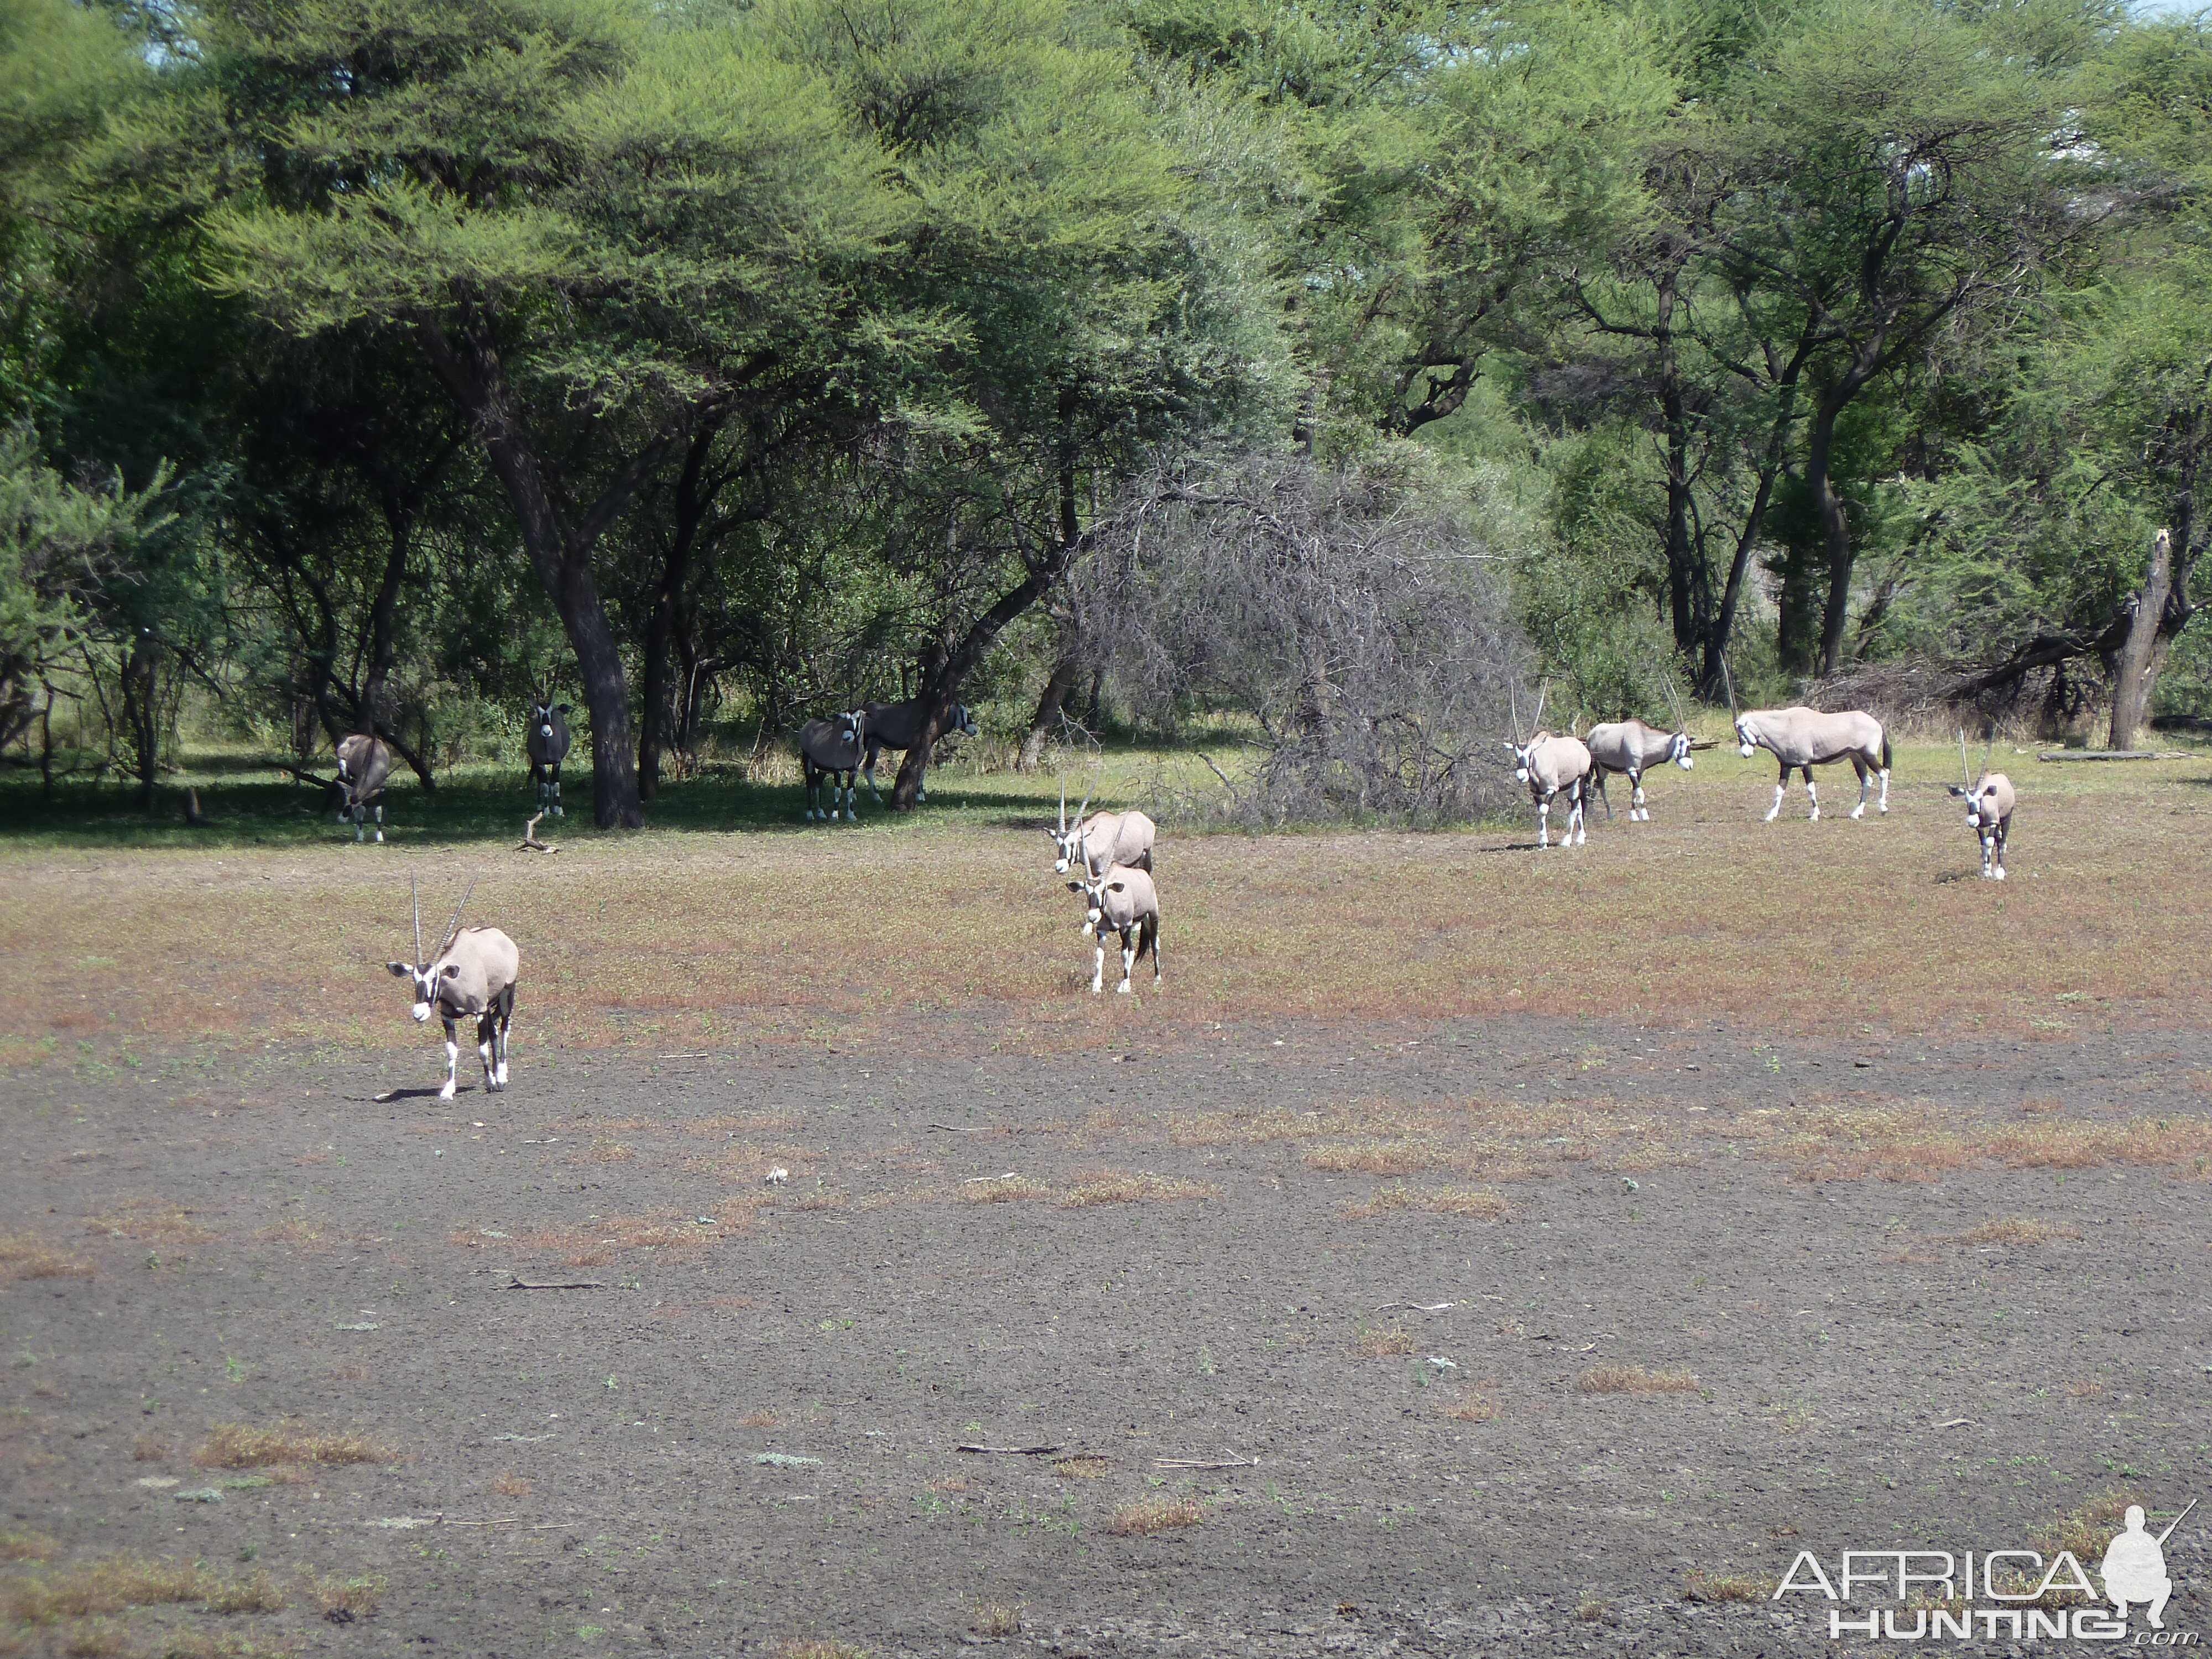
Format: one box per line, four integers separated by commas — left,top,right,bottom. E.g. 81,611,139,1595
1154,1453,1256,1470
962,1172,1018,1182
1937,1417,1976,1429
927,1124,987,1133
505,1275,607,1291
2034,749,2192,762
1373,1300,1460,1313
956,1443,1062,1455
517,810,559,852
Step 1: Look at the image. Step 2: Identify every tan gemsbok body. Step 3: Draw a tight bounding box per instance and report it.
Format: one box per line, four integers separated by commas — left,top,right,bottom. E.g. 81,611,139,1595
1067,863,1161,995
858,696,979,804
1505,686,1592,849
797,711,868,823
1734,706,1890,821
1048,779,1156,878
385,874,519,1101
335,733,392,844
1948,730,2016,880
1585,717,1694,822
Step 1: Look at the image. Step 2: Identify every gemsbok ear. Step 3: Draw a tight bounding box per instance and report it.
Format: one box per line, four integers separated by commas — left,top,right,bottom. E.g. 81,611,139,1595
442,963,461,977
1107,880,1126,893
1944,785,1965,798
385,961,411,977
1066,881,1084,893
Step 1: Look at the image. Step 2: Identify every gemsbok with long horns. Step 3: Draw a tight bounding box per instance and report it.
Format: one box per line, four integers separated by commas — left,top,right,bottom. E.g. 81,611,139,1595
335,733,392,844
797,710,868,823
526,697,571,818
1048,779,1156,878
1586,685,1695,823
1947,729,2016,880
1733,705,1891,822
385,873,520,1102
1067,863,1162,995
1505,687,1592,849
858,695,979,804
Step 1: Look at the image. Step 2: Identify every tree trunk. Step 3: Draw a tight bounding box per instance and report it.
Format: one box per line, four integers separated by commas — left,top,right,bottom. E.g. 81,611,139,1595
2110,528,2174,750
418,317,667,828
359,500,436,790
121,634,158,813
1653,271,1705,659
639,425,721,800
1018,649,1082,771
1808,392,1855,679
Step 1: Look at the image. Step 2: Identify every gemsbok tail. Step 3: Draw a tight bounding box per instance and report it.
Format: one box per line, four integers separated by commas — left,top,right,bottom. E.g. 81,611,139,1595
1881,732,1892,771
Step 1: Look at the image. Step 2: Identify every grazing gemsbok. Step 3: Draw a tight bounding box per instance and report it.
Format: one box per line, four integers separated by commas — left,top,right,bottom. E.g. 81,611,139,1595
797,710,868,823
1067,863,1161,995
1048,779,1156,878
384,873,519,1101
335,733,392,844
525,699,571,818
858,695,980,804
1505,688,1592,849
1947,729,2016,880
1585,700,1695,823
1734,705,1891,821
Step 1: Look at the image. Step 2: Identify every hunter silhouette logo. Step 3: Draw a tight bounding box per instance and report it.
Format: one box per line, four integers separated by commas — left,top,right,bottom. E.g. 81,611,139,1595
1773,1498,2197,1644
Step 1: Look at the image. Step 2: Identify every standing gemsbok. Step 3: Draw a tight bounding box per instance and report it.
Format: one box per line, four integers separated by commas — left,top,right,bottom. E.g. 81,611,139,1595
1947,729,2016,880
1505,687,1592,849
335,733,392,844
1733,705,1891,822
797,710,868,823
1067,863,1161,995
526,698,571,818
385,873,519,1101
1047,779,1156,878
1585,687,1695,823
858,695,979,804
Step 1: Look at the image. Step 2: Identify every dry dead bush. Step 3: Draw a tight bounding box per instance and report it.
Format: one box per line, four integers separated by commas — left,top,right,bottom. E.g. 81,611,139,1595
1577,1366,1699,1395
192,1423,387,1469
1108,1494,1207,1537
3,1556,283,1623
1339,1183,1506,1219
487,1472,531,1498
131,1432,170,1462
1059,1171,1219,1207
1355,1326,1414,1358
1443,1390,1498,1422
1052,1457,1110,1480
0,1236,93,1281
968,1599,1024,1636
1953,1217,2082,1246
1682,1570,1768,1603
0,1529,60,1562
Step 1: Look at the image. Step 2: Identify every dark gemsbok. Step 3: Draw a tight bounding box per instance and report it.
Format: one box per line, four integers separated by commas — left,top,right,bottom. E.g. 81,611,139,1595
526,697,572,818
385,873,520,1102
797,709,868,823
335,733,392,844
1947,729,2016,881
858,695,979,804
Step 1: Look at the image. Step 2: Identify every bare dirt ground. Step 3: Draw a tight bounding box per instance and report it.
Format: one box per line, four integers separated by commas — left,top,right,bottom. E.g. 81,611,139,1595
3,748,2210,1657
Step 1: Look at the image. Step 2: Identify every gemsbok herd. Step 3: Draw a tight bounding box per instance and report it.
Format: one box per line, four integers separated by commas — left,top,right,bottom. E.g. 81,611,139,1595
336,679,2014,1097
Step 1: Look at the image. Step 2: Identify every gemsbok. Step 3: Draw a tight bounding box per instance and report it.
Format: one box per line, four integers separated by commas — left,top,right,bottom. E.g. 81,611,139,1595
335,733,392,844
1947,730,2016,880
1733,706,1891,822
858,695,979,804
1505,687,1592,849
1067,864,1162,995
798,711,868,823
1585,709,1695,823
526,699,571,818
385,874,519,1101
1048,779,1156,878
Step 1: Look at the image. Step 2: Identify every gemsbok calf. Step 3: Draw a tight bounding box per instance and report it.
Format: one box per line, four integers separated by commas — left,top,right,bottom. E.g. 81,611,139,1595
1067,864,1161,995
798,711,868,822
1047,779,1156,878
526,700,571,818
1948,731,2016,880
385,874,519,1101
1585,717,1694,822
1734,706,1890,822
335,733,392,844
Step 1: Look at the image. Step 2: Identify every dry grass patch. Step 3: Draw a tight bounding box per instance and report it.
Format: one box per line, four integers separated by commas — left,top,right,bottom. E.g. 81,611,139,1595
0,1236,93,1281
1682,1570,1768,1603
968,1599,1024,1636
1108,1494,1206,1537
0,1530,60,1562
956,1176,1053,1204
81,1198,215,1245
3,1557,284,1624
924,1476,971,1495
1577,1365,1700,1395
1059,1171,1219,1207
249,1217,332,1248
1953,1217,2083,1246
570,1140,635,1165
1052,1457,1110,1479
774,1642,870,1659
507,1208,719,1259
2037,1489,2151,1562
487,1471,532,1498
1303,1139,1438,1176
739,1410,781,1428
1355,1325,1414,1358
131,1433,170,1462
191,1422,388,1469
687,1111,802,1136
1339,1183,1506,1219
144,1633,302,1659
2064,1375,2109,1399
1777,1112,1976,1183
1442,1390,1498,1422
306,1571,385,1624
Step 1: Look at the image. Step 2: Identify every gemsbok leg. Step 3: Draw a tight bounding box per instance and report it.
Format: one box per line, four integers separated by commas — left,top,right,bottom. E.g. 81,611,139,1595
1849,755,1872,820
1766,761,1788,823
1802,767,1819,821
440,1017,461,1100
